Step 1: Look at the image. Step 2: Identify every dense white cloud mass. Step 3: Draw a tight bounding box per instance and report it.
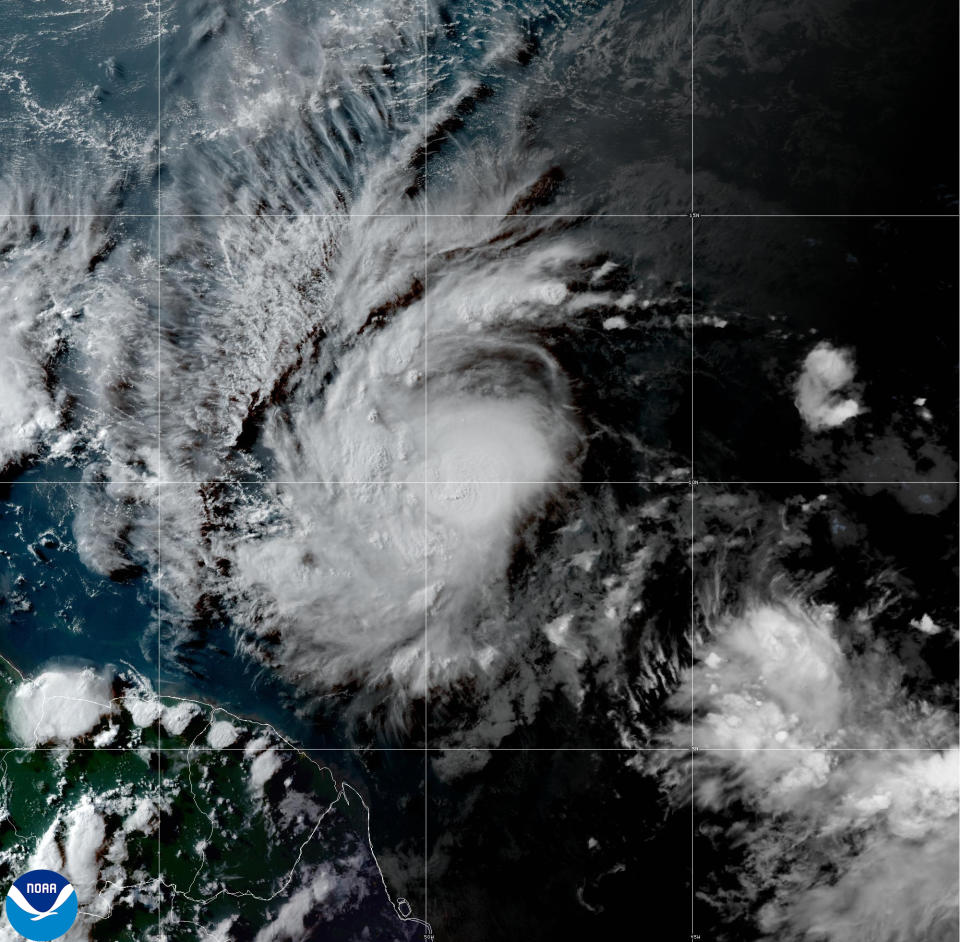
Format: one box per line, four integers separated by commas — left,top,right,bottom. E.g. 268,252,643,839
140,5,658,721
207,720,239,748
153,201,678,724
750,746,960,942
794,341,862,430
662,595,958,942
676,598,955,757
63,798,107,905
0,190,157,477
0,335,59,471
0,0,688,745
688,603,847,752
7,667,115,746
160,700,201,737
0,208,84,470
0,4,954,940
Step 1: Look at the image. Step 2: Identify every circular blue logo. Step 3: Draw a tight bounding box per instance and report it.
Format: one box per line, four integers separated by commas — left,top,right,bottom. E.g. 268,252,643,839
4,870,77,941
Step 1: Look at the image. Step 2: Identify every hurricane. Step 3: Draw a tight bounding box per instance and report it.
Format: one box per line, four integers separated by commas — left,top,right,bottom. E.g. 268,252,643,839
0,1,956,940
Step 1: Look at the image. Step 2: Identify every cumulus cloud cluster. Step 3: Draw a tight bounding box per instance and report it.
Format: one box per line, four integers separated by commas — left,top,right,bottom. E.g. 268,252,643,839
662,598,958,942
155,197,681,730
7,667,115,746
0,0,691,750
0,666,424,942
0,200,156,477
676,600,955,756
142,4,660,728
687,603,846,754
743,745,959,942
794,341,862,431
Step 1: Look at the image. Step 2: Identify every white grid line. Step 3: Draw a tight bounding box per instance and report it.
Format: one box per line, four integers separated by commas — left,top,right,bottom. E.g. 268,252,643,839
423,1,431,932
2,212,957,218
1,746,951,753
156,2,163,939
1,4,957,941
4,479,956,486
689,4,696,931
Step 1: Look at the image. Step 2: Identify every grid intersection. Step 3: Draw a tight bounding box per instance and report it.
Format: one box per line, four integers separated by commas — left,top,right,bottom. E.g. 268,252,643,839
1,2,956,939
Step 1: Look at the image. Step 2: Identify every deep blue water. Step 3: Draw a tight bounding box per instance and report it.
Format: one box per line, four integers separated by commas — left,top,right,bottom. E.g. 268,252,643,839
0,469,156,680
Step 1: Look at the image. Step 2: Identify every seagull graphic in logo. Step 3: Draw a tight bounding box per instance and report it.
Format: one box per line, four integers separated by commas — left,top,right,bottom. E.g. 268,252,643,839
6,884,75,921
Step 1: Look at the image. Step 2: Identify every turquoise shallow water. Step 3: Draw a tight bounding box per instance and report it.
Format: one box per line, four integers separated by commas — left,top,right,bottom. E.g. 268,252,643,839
0,466,321,743
0,469,429,938
0,0,956,940
0,474,156,682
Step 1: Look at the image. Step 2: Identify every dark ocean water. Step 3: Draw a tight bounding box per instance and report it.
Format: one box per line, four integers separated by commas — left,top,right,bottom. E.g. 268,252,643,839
0,1,957,941
0,471,155,680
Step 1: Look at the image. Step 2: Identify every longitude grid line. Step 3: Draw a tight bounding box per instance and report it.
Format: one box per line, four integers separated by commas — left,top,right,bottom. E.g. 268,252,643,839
689,2,695,937
422,1,430,935
11,8,954,942
156,0,162,938
684,4,960,937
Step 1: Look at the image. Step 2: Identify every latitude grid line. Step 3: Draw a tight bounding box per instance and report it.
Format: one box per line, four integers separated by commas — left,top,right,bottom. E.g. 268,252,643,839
2,747,953,753
3,480,957,485
2,4,957,941
4,213,958,218
3,480,959,486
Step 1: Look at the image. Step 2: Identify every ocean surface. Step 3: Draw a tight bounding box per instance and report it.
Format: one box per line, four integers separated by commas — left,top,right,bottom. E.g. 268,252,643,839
0,1,957,941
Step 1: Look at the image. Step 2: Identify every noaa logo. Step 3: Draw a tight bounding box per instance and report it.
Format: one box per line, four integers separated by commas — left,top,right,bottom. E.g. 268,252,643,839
4,870,77,941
